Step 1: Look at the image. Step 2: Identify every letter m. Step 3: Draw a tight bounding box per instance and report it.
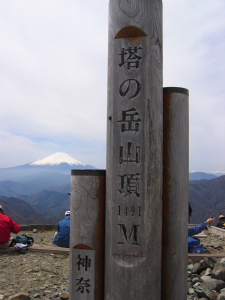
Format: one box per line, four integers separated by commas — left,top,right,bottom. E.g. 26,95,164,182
117,224,140,245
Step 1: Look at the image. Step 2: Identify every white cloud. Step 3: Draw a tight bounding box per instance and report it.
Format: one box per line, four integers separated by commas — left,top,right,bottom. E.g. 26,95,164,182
163,0,225,171
0,0,224,171
0,1,108,145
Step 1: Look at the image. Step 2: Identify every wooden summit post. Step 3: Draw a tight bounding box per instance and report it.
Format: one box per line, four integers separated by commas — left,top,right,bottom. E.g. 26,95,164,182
105,0,163,299
162,87,189,300
70,170,105,300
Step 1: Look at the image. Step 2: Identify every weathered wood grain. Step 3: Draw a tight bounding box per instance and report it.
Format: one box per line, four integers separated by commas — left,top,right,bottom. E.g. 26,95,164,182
162,87,189,300
105,0,163,299
70,170,105,300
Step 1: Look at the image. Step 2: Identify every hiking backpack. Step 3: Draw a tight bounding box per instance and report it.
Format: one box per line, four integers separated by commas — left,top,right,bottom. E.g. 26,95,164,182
9,235,34,247
188,237,206,254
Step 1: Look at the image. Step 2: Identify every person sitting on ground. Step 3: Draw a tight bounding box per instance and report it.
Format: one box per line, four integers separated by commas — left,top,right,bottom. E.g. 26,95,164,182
188,217,215,237
216,215,225,229
0,205,21,249
53,211,70,248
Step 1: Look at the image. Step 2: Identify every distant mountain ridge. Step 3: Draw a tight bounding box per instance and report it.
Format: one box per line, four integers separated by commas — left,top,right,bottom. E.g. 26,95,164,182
0,152,96,181
0,190,70,224
0,152,96,224
1,153,224,225
1,174,225,225
0,173,70,197
189,172,219,181
190,175,225,223
0,197,58,224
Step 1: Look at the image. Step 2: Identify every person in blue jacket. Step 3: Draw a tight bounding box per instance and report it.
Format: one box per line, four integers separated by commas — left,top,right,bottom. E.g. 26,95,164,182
188,217,215,237
53,211,70,248
188,218,215,253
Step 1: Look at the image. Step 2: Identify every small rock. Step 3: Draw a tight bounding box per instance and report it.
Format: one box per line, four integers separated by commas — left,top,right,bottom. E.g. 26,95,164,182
188,259,195,264
214,243,223,250
190,273,201,279
205,268,212,276
193,287,207,298
203,257,218,269
218,292,225,300
33,229,38,233
188,264,194,271
193,282,202,288
10,293,30,300
189,288,196,295
33,294,41,298
187,296,198,300
4,293,11,298
43,290,52,296
192,262,206,275
0,295,4,300
212,266,225,281
201,275,210,282
194,287,218,299
53,292,59,297
201,277,225,292
192,277,203,285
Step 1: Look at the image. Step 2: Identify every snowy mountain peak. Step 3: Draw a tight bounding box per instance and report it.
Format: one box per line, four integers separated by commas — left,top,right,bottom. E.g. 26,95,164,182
30,152,86,166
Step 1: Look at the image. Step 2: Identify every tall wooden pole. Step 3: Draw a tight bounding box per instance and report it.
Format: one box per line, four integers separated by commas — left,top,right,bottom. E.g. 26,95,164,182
70,170,105,300
162,87,189,300
105,0,163,299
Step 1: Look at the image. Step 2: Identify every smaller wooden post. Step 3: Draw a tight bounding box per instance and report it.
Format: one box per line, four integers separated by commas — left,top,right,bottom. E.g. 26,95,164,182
70,170,105,300
162,87,189,300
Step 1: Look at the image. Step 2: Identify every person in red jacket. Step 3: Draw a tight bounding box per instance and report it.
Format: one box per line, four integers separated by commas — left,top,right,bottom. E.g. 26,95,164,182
0,205,21,249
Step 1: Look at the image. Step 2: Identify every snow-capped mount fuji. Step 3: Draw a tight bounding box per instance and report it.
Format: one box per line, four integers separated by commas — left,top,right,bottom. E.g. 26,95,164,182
31,152,86,167
0,153,97,223
0,152,96,181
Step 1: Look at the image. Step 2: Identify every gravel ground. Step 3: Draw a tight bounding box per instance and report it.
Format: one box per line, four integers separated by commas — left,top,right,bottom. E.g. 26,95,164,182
198,232,225,255
1,230,225,299
0,231,69,300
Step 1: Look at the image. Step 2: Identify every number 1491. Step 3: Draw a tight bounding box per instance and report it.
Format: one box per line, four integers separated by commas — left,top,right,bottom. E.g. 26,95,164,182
118,205,141,217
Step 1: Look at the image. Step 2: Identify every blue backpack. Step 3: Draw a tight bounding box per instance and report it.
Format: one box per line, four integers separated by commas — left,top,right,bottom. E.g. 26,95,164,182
188,237,206,253
9,235,34,247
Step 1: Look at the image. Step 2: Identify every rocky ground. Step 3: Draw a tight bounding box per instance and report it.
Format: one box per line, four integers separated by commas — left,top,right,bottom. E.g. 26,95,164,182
198,232,225,255
187,232,225,299
187,257,225,300
2,230,225,299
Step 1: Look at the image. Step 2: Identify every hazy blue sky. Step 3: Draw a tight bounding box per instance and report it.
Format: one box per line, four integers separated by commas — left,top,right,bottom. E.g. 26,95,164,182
0,0,224,171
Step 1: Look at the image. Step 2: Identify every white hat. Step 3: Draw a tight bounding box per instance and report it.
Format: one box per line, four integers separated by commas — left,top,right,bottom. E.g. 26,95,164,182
65,211,70,216
0,205,3,210
219,215,225,219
